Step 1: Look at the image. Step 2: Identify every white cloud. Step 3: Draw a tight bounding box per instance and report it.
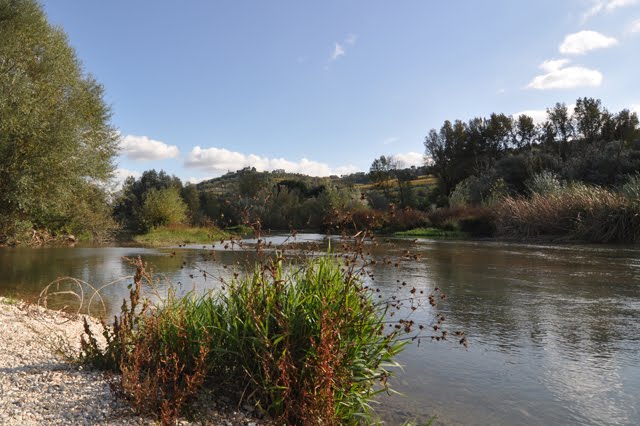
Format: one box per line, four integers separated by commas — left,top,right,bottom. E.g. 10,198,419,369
331,43,345,61
512,109,549,125
540,58,572,72
383,137,399,145
559,30,618,55
527,60,603,90
390,152,425,168
185,146,358,177
327,34,357,65
584,0,638,20
631,18,640,32
119,135,180,161
631,104,640,115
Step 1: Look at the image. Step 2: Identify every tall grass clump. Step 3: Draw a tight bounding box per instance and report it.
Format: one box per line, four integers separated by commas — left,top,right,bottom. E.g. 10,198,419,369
496,183,640,243
621,174,640,201
81,254,405,425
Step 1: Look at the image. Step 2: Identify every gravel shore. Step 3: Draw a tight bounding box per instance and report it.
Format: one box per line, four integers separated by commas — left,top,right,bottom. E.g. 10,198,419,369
0,297,264,425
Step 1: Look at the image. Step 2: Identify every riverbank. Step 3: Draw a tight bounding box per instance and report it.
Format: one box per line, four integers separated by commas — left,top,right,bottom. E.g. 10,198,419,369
131,225,232,247
0,297,265,425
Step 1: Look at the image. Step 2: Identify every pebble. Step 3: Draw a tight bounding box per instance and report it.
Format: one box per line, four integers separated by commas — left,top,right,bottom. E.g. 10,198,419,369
0,297,267,425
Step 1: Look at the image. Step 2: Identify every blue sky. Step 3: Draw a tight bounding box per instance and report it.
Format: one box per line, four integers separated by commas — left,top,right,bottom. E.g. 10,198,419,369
41,0,640,185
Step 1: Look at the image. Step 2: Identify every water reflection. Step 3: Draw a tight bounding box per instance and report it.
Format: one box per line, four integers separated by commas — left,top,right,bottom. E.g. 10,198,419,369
1,238,639,425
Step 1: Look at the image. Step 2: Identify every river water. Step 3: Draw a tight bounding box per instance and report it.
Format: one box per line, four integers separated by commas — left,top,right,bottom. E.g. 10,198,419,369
1,235,639,425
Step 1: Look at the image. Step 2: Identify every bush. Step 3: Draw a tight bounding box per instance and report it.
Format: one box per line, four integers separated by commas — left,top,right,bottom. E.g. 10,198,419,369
81,255,405,425
449,179,472,208
526,171,562,196
428,206,491,228
386,207,430,232
141,187,188,230
332,207,387,231
449,175,506,208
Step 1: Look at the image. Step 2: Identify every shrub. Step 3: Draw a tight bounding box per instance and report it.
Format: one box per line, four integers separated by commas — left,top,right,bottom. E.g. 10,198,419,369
428,206,491,228
449,179,471,208
81,254,406,425
333,207,387,231
526,171,562,196
386,207,430,232
449,175,506,208
141,187,188,230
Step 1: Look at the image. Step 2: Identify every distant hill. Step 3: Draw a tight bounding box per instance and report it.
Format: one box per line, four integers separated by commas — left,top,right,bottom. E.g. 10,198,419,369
195,168,342,195
195,166,432,195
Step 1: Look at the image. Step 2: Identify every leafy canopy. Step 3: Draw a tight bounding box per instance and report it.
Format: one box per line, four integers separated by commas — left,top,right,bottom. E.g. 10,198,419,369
0,0,118,237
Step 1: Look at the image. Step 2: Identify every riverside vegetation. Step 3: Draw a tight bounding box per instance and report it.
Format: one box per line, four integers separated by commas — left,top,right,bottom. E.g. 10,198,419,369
75,233,454,425
2,0,640,247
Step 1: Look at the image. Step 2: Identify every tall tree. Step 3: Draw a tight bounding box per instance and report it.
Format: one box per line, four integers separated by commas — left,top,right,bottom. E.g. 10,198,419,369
544,103,574,159
0,0,118,238
513,114,537,149
574,97,606,143
369,155,396,199
113,170,183,232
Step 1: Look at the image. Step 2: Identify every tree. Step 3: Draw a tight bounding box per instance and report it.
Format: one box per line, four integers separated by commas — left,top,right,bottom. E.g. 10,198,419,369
0,0,118,239
141,187,188,229
513,115,537,149
574,97,606,143
180,184,201,225
369,155,397,201
113,170,183,232
543,103,574,159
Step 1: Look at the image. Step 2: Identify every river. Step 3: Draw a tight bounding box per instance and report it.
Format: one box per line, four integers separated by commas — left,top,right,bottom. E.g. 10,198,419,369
1,235,639,425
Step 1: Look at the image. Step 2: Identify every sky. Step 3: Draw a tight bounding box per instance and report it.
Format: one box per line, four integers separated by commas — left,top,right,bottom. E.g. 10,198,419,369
41,0,640,186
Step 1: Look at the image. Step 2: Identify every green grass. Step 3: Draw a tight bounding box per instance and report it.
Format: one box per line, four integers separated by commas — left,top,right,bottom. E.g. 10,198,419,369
81,254,405,424
223,224,254,236
133,225,230,246
394,227,468,239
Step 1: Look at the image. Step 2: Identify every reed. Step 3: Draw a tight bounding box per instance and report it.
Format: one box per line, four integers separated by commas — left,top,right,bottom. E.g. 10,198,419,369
495,183,640,243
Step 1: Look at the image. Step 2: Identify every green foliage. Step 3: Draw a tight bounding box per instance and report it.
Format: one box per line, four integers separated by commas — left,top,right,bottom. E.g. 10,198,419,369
394,227,467,238
140,187,188,229
448,175,503,208
0,0,118,241
64,182,118,241
526,171,562,196
425,97,640,205
224,224,254,236
180,184,201,225
449,179,472,208
621,175,640,201
113,170,184,233
425,113,513,197
81,255,405,425
132,225,228,247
